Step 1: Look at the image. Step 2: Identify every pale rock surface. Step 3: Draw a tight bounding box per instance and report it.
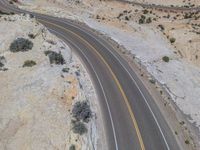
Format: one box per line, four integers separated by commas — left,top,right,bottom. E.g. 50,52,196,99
0,14,99,150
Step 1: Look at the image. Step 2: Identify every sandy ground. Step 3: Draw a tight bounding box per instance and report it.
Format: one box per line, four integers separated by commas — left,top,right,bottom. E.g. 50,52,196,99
0,13,100,150
10,0,200,148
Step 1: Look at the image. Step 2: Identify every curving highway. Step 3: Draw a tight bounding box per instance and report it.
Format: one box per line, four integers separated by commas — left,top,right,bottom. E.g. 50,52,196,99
0,1,181,149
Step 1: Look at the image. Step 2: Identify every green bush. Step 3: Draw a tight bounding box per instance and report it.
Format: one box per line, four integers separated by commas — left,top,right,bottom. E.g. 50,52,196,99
23,60,36,67
62,67,70,73
170,38,176,43
185,140,190,144
162,56,170,62
69,145,76,150
44,51,65,65
72,121,87,135
10,38,33,52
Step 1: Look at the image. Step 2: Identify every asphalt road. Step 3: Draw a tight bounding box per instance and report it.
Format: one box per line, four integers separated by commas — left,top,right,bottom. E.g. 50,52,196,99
0,1,181,150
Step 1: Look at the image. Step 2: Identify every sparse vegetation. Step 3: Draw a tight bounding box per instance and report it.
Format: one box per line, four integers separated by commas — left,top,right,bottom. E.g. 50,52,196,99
139,15,146,24
72,121,87,135
143,9,149,14
146,17,152,23
185,139,190,144
0,61,4,68
125,16,129,21
44,51,65,65
72,101,92,123
162,56,170,62
62,67,70,73
0,56,7,71
179,121,185,125
23,60,36,67
46,40,56,45
170,38,176,43
158,24,165,31
0,10,10,15
28,33,35,39
149,79,156,84
139,15,152,24
0,56,6,68
69,145,76,150
10,38,33,52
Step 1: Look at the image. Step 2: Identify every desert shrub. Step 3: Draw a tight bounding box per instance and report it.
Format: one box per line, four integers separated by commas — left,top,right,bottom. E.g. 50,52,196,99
0,56,6,67
72,101,92,123
170,38,176,43
146,17,152,23
162,56,170,62
139,15,146,24
158,24,165,31
117,13,123,19
69,145,76,150
46,40,56,45
62,67,70,73
125,16,129,21
0,10,10,15
44,51,65,65
28,33,35,39
149,79,155,84
23,60,36,67
96,15,100,19
143,9,149,14
185,140,190,144
72,121,87,135
10,38,33,52
0,62,4,68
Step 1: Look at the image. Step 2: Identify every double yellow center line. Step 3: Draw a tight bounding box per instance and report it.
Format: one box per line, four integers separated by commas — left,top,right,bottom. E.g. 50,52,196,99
39,18,145,150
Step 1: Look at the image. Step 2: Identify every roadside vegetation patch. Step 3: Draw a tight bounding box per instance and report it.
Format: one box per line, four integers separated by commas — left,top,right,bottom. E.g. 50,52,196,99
0,10,10,15
62,67,70,73
185,139,190,144
44,50,65,65
162,56,170,62
0,56,6,68
72,101,92,123
23,60,36,67
170,37,176,43
10,38,33,52
72,121,88,135
0,56,8,71
69,145,76,150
